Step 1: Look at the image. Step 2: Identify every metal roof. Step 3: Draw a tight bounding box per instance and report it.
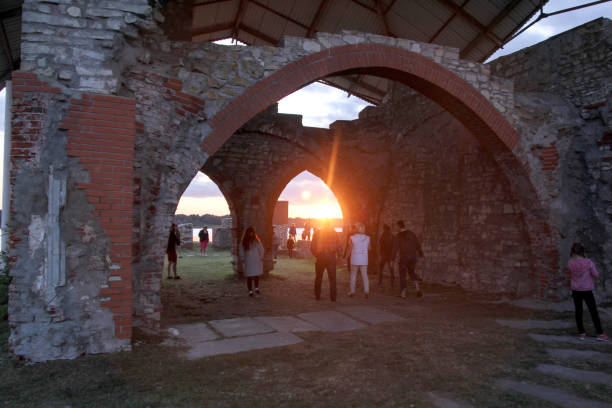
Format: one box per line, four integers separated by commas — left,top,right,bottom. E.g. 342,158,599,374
0,0,21,90
191,0,547,103
6,1,604,104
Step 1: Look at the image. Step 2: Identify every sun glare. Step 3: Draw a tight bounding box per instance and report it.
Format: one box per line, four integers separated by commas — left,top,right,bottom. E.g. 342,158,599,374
301,190,311,200
311,202,343,219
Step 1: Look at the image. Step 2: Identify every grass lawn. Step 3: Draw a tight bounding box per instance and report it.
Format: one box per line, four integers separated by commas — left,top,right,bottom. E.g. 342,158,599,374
1,247,610,407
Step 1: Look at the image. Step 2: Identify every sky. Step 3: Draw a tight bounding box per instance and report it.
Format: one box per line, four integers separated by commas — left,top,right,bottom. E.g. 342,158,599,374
1,1,611,218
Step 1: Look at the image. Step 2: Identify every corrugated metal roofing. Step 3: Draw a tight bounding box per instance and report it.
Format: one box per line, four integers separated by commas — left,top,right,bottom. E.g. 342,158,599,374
0,0,22,89
190,0,548,103
1,0,550,101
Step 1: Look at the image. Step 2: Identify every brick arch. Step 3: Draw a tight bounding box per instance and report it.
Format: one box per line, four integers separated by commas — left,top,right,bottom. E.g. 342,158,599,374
204,44,518,156
205,43,558,297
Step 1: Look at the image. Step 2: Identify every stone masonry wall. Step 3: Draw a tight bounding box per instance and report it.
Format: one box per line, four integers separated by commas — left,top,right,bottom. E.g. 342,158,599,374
490,18,612,108
10,0,600,361
327,85,534,295
490,18,612,299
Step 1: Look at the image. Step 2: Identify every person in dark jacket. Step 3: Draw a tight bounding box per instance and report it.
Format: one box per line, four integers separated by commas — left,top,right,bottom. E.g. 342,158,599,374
392,220,424,298
311,220,341,301
166,224,181,279
377,224,394,288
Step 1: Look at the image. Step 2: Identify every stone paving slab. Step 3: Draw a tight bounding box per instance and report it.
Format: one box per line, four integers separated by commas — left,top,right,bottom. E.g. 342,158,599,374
496,319,573,330
172,323,219,343
208,317,275,338
496,379,612,408
528,333,612,346
253,315,321,333
337,306,407,325
426,392,473,408
185,332,303,360
536,364,612,385
546,348,612,364
510,298,573,312
297,310,367,332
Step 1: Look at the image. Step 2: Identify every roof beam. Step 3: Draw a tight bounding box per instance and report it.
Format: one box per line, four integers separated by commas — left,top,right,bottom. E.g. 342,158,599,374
460,0,522,59
249,0,310,30
350,0,377,14
231,0,247,39
191,22,234,38
374,0,394,37
307,0,330,37
383,0,398,15
239,23,278,45
428,0,468,43
436,0,503,46
193,0,233,8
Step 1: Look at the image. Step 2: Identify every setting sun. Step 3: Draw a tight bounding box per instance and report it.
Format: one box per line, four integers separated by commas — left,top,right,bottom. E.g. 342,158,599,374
301,190,311,200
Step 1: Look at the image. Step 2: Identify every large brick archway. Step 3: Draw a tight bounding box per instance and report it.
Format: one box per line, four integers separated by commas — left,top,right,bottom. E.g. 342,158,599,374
204,44,518,156
203,43,557,297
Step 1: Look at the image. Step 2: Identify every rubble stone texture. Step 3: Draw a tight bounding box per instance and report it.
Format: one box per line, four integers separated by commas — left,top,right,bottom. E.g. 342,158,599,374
5,0,611,361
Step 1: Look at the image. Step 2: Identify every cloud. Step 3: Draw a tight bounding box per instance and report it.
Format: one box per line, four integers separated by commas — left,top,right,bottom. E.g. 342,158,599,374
488,1,612,61
181,172,225,198
278,82,371,128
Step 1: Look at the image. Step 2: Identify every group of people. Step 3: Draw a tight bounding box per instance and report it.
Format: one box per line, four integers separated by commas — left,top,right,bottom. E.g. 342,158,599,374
312,219,423,301
165,224,210,280
165,222,609,341
285,221,313,258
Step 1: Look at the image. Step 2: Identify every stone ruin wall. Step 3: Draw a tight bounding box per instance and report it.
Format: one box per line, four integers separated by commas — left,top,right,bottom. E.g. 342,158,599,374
324,86,534,295
6,0,610,361
491,18,612,300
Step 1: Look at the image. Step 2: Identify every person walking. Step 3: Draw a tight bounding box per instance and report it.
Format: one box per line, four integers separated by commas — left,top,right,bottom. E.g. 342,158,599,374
393,220,424,298
347,223,371,298
304,219,312,241
568,243,609,341
166,224,181,279
286,235,295,258
240,226,264,297
377,223,394,288
289,223,297,241
198,226,209,256
311,220,340,301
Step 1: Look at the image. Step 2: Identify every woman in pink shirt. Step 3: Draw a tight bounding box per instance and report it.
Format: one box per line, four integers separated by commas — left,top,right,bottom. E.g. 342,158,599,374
568,243,608,341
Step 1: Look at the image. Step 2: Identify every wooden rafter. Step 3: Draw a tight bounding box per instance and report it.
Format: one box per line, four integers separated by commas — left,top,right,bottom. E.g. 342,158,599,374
231,0,247,39
193,0,233,8
428,0,468,43
383,0,398,15
249,0,309,30
307,0,331,37
239,23,278,45
350,0,377,14
436,0,503,46
460,0,522,59
374,0,393,37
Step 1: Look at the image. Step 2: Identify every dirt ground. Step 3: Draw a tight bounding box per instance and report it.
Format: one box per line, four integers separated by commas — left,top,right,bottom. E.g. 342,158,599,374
1,247,610,407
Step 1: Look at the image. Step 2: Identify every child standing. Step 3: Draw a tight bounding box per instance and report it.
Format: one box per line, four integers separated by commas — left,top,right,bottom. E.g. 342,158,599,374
568,243,609,341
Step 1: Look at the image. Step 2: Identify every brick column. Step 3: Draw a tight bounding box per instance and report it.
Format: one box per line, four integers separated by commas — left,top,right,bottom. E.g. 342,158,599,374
60,94,136,340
